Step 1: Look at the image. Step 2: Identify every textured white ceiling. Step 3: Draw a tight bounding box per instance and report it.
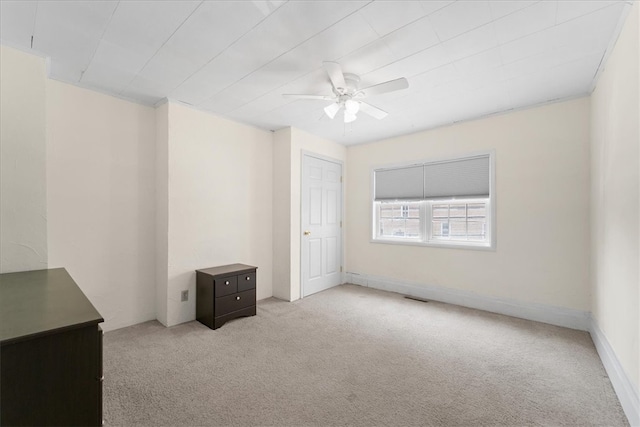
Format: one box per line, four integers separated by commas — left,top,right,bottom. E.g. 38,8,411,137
0,0,632,145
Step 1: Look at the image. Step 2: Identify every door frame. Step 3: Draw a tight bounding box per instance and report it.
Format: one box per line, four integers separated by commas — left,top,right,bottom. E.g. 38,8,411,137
300,151,344,299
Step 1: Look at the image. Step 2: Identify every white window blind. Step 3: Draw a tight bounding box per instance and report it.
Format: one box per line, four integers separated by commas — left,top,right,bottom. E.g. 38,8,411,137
374,165,423,201
423,155,490,199
374,154,490,201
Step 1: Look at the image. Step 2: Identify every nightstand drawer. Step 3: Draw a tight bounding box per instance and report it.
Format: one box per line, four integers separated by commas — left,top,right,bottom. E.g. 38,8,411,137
214,276,237,296
215,289,256,316
237,272,256,292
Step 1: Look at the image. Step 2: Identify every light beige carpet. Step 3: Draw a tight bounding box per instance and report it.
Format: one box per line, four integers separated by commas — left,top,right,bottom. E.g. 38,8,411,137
103,284,627,426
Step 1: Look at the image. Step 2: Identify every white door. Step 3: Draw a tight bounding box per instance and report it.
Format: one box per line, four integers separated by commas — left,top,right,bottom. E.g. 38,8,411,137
301,155,342,297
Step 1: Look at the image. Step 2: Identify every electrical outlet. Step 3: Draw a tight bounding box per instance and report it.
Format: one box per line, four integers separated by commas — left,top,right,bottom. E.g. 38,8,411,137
181,290,189,302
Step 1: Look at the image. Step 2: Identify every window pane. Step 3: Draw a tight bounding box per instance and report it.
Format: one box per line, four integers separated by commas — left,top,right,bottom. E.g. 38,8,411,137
377,202,421,239
429,201,488,243
381,219,421,237
449,205,466,218
380,204,394,218
467,221,486,240
432,204,448,218
450,220,466,237
404,219,421,237
390,219,407,236
468,203,486,218
432,220,447,238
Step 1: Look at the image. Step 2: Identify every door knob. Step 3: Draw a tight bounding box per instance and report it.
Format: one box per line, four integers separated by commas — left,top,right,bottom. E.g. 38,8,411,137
303,230,311,235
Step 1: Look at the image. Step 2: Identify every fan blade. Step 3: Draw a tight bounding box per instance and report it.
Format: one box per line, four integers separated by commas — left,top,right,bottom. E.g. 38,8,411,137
323,61,347,93
282,94,334,100
324,102,342,120
359,102,388,120
358,77,409,98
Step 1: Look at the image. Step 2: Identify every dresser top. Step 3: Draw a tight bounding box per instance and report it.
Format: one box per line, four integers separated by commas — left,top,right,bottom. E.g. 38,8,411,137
196,263,257,278
0,268,104,345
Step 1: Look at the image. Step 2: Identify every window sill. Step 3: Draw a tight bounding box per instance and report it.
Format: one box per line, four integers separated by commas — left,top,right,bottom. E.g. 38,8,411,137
371,238,495,251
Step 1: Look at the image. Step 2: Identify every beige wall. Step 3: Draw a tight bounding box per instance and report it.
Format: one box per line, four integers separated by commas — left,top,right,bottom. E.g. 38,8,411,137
47,79,157,332
164,102,273,326
272,127,347,301
0,46,48,273
347,98,591,311
272,128,293,300
155,103,169,326
591,0,639,394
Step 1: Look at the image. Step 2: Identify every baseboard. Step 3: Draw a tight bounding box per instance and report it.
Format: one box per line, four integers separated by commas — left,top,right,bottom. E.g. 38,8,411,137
590,318,640,426
102,311,157,332
344,272,590,331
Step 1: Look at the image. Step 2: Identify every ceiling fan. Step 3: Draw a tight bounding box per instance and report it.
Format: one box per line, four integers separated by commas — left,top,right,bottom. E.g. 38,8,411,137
283,62,409,123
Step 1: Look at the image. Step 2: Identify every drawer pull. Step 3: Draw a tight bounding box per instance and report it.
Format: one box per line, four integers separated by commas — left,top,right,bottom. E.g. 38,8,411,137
236,296,241,300
225,281,230,285
246,276,250,281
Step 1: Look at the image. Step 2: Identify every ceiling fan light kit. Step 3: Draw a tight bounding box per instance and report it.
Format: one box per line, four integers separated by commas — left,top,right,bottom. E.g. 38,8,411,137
283,61,408,124
344,111,357,123
344,99,360,114
324,103,341,120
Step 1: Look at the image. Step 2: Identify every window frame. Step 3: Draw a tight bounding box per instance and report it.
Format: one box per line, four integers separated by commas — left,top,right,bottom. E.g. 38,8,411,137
370,151,496,251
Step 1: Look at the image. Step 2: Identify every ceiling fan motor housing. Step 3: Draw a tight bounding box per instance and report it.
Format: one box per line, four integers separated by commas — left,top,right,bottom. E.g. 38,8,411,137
335,73,360,96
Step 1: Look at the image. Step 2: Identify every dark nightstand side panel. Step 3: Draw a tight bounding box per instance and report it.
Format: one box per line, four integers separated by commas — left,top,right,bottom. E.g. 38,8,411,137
196,272,214,329
97,326,103,425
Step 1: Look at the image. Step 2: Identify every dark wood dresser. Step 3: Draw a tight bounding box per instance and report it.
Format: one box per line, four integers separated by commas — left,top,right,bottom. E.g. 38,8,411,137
0,268,104,426
196,263,257,330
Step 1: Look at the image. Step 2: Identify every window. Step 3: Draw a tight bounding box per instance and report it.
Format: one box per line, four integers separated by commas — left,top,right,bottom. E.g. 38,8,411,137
430,201,487,242
377,201,422,239
372,152,495,249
